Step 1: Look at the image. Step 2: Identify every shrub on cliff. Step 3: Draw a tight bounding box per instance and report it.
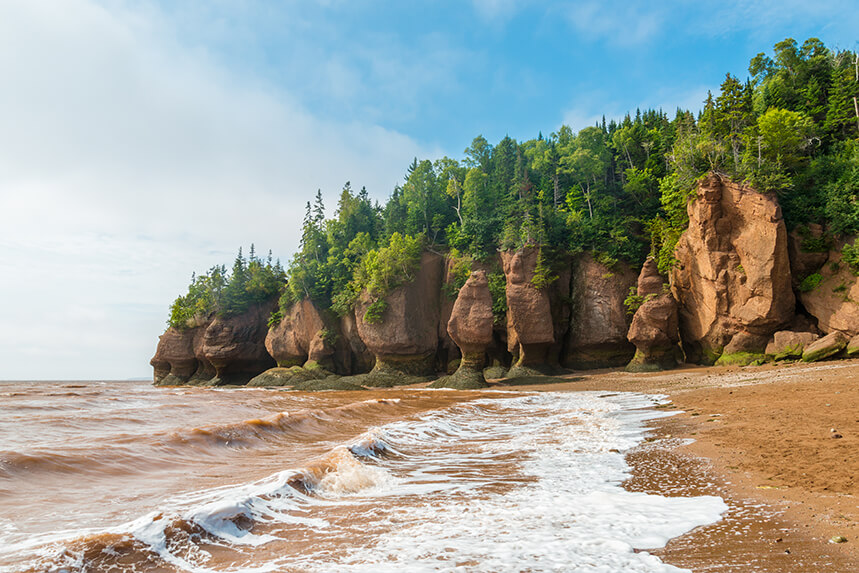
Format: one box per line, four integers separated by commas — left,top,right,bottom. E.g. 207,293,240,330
167,246,284,329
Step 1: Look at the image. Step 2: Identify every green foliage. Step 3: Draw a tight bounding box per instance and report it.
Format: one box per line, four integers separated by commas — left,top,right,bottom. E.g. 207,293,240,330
487,270,508,325
347,233,424,323
354,233,423,297
167,37,859,331
623,286,659,315
362,299,388,324
795,224,832,253
623,286,644,315
443,249,474,298
798,273,824,292
842,240,859,275
168,246,284,329
531,249,558,289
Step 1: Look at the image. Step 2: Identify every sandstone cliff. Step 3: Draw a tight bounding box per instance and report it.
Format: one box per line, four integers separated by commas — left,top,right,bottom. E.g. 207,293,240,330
433,270,493,388
626,258,682,371
155,172,859,387
564,254,636,368
670,173,795,363
201,302,277,385
501,247,554,370
151,321,213,386
794,242,859,337
265,298,349,371
353,252,444,382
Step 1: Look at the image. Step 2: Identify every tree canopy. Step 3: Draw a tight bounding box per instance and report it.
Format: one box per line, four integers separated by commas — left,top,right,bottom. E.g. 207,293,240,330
167,37,859,327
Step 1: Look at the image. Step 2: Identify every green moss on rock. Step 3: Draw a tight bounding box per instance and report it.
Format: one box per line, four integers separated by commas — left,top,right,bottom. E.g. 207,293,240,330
292,377,364,391
428,368,488,389
715,352,765,367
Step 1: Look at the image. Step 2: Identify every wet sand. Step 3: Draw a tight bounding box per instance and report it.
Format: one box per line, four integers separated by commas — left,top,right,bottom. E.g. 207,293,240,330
501,359,859,571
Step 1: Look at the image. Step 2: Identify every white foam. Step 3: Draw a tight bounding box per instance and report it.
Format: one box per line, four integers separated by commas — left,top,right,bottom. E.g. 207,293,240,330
1,391,727,573
292,392,726,572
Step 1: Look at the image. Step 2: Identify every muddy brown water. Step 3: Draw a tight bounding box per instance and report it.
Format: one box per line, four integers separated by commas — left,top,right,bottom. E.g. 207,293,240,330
0,380,726,572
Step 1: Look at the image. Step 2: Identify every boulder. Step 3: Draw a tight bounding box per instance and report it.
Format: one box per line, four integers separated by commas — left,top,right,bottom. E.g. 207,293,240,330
202,302,277,385
354,252,444,384
846,334,859,358
501,247,554,371
797,244,859,337
437,270,493,389
802,331,848,362
247,364,333,387
564,254,637,369
670,173,795,364
765,331,820,361
626,259,682,372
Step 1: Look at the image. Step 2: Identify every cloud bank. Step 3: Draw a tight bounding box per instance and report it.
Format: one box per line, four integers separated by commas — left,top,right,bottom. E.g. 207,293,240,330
0,0,431,379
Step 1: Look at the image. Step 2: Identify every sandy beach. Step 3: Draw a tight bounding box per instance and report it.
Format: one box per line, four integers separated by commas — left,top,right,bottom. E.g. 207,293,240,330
504,360,859,571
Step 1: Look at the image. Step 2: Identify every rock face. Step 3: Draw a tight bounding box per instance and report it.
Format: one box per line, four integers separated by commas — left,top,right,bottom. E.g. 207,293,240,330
436,270,494,388
796,245,859,337
565,254,637,368
266,299,336,369
501,248,554,369
626,258,682,372
846,334,859,357
765,331,819,361
787,224,830,286
150,322,213,385
201,303,276,385
670,173,795,363
447,271,494,360
354,252,444,380
802,331,848,362
339,312,375,374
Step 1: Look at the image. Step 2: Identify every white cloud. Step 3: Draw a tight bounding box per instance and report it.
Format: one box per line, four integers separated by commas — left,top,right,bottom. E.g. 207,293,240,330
471,0,526,23
563,1,663,47
0,0,434,379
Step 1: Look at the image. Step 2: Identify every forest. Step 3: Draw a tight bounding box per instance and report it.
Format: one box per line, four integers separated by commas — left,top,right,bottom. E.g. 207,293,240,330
167,37,859,330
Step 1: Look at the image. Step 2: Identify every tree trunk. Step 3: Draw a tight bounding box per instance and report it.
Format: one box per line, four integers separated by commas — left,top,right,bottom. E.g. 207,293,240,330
552,172,560,208
584,181,593,219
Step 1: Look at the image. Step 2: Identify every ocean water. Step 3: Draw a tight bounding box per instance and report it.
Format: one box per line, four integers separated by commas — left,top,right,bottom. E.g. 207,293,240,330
0,381,726,572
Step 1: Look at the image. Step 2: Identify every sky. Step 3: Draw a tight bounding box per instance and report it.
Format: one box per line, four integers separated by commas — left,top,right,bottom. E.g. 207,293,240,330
0,0,857,380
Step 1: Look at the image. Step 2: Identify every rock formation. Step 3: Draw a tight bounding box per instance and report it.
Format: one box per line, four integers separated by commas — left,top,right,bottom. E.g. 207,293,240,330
626,258,682,372
847,334,859,358
802,331,848,362
156,173,859,388
151,321,213,385
787,224,830,287
565,254,637,368
670,173,795,363
501,247,554,373
795,245,859,337
765,331,819,361
433,270,493,389
265,299,337,369
201,302,276,385
352,252,444,384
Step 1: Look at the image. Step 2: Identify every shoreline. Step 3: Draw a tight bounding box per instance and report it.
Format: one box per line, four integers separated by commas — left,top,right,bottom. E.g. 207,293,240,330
504,360,859,571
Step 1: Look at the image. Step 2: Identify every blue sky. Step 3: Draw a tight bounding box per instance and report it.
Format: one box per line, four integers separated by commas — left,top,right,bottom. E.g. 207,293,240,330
0,0,856,379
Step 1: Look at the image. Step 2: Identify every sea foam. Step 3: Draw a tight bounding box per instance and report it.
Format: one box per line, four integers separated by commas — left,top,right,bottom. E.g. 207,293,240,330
1,391,726,573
